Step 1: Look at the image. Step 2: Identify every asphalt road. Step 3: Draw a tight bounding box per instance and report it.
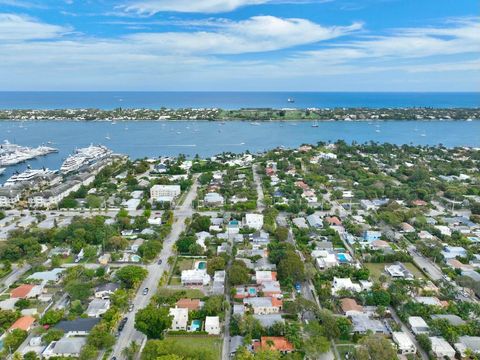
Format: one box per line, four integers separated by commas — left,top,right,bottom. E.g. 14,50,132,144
111,177,198,359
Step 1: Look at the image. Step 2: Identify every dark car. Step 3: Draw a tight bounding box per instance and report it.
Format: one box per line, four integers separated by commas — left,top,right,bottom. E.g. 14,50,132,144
118,317,128,332
158,259,163,265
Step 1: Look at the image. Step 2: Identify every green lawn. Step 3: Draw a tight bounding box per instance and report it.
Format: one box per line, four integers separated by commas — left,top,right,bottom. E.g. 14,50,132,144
164,336,222,360
157,287,205,299
336,344,356,359
365,262,424,281
176,258,195,271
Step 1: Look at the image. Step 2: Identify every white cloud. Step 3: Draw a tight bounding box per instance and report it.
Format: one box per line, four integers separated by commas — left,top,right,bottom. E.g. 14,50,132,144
127,16,362,54
0,13,478,91
0,13,68,40
122,0,269,15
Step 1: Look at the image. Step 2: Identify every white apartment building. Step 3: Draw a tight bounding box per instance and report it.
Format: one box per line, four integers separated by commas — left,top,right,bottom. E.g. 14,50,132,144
150,185,181,199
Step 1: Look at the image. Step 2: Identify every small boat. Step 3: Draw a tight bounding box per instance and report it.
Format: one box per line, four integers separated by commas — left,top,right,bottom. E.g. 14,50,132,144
466,119,473,122
250,122,261,126
0,167,5,176
421,133,426,137
287,98,295,103
105,133,111,140
311,121,319,128
375,129,381,133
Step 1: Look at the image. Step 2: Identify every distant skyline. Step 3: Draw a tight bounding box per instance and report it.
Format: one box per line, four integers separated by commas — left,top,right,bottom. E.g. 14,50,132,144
0,0,479,91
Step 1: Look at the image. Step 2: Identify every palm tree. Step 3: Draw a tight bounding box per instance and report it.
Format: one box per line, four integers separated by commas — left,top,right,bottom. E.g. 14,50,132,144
122,341,140,360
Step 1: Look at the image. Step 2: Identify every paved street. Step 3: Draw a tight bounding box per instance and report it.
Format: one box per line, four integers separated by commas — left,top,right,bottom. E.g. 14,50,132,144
111,177,198,359
390,307,428,360
252,164,265,212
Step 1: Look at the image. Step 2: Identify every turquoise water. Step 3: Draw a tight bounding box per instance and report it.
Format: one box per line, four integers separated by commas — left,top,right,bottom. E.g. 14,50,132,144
190,320,202,331
0,119,479,185
337,253,349,263
197,261,207,270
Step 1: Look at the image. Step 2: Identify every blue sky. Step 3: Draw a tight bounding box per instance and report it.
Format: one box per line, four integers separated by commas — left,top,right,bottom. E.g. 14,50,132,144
0,0,479,91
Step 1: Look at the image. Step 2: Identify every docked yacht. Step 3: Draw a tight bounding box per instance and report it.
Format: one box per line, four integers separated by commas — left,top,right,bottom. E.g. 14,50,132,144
60,145,112,174
3,168,55,187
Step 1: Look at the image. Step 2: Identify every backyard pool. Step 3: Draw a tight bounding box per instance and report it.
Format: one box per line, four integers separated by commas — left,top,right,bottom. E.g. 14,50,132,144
195,261,207,270
190,320,202,332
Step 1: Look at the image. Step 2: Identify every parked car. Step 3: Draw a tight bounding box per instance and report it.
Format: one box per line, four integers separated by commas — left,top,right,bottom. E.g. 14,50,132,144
128,304,134,312
158,259,163,265
143,287,149,295
118,317,128,332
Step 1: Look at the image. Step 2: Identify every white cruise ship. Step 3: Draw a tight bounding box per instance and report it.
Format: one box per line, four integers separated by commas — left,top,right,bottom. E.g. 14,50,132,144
60,145,112,174
4,168,55,187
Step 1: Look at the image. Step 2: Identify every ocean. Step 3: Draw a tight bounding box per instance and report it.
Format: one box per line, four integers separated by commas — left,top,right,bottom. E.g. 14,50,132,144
0,119,479,184
0,92,478,109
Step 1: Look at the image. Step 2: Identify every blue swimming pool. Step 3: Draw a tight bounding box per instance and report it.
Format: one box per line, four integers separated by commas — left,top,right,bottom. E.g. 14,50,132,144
197,261,207,270
190,320,202,331
337,253,349,263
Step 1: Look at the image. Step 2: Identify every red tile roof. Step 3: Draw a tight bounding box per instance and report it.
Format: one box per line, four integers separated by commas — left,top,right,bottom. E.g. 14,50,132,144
326,216,342,226
257,337,294,352
9,316,35,331
10,284,35,299
271,298,283,308
176,298,201,311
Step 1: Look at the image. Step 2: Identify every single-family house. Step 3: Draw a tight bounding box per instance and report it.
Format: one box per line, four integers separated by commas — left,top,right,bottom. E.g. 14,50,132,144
392,332,416,355
181,269,211,286
86,298,110,318
385,263,414,280
42,337,86,359
454,336,480,358
55,318,100,336
408,316,430,335
253,337,294,354
9,315,36,332
95,283,120,299
169,307,188,331
243,297,282,315
10,284,42,299
363,230,382,243
175,299,202,311
244,214,264,230
331,277,361,295
430,337,456,359
306,214,323,228
205,316,220,335
340,298,364,316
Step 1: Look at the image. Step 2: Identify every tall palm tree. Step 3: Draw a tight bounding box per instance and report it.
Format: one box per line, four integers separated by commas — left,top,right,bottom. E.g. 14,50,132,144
121,341,140,360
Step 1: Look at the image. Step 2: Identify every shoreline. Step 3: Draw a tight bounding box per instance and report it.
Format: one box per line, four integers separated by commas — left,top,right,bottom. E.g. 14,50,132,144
0,107,478,121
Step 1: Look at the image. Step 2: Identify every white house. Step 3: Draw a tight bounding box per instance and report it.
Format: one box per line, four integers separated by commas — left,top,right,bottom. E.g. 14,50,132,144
169,307,188,331
408,316,430,335
243,297,282,315
204,192,224,206
331,277,361,295
392,332,416,355
430,337,456,359
181,269,211,286
205,316,220,335
244,214,264,230
86,298,110,318
42,337,86,359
